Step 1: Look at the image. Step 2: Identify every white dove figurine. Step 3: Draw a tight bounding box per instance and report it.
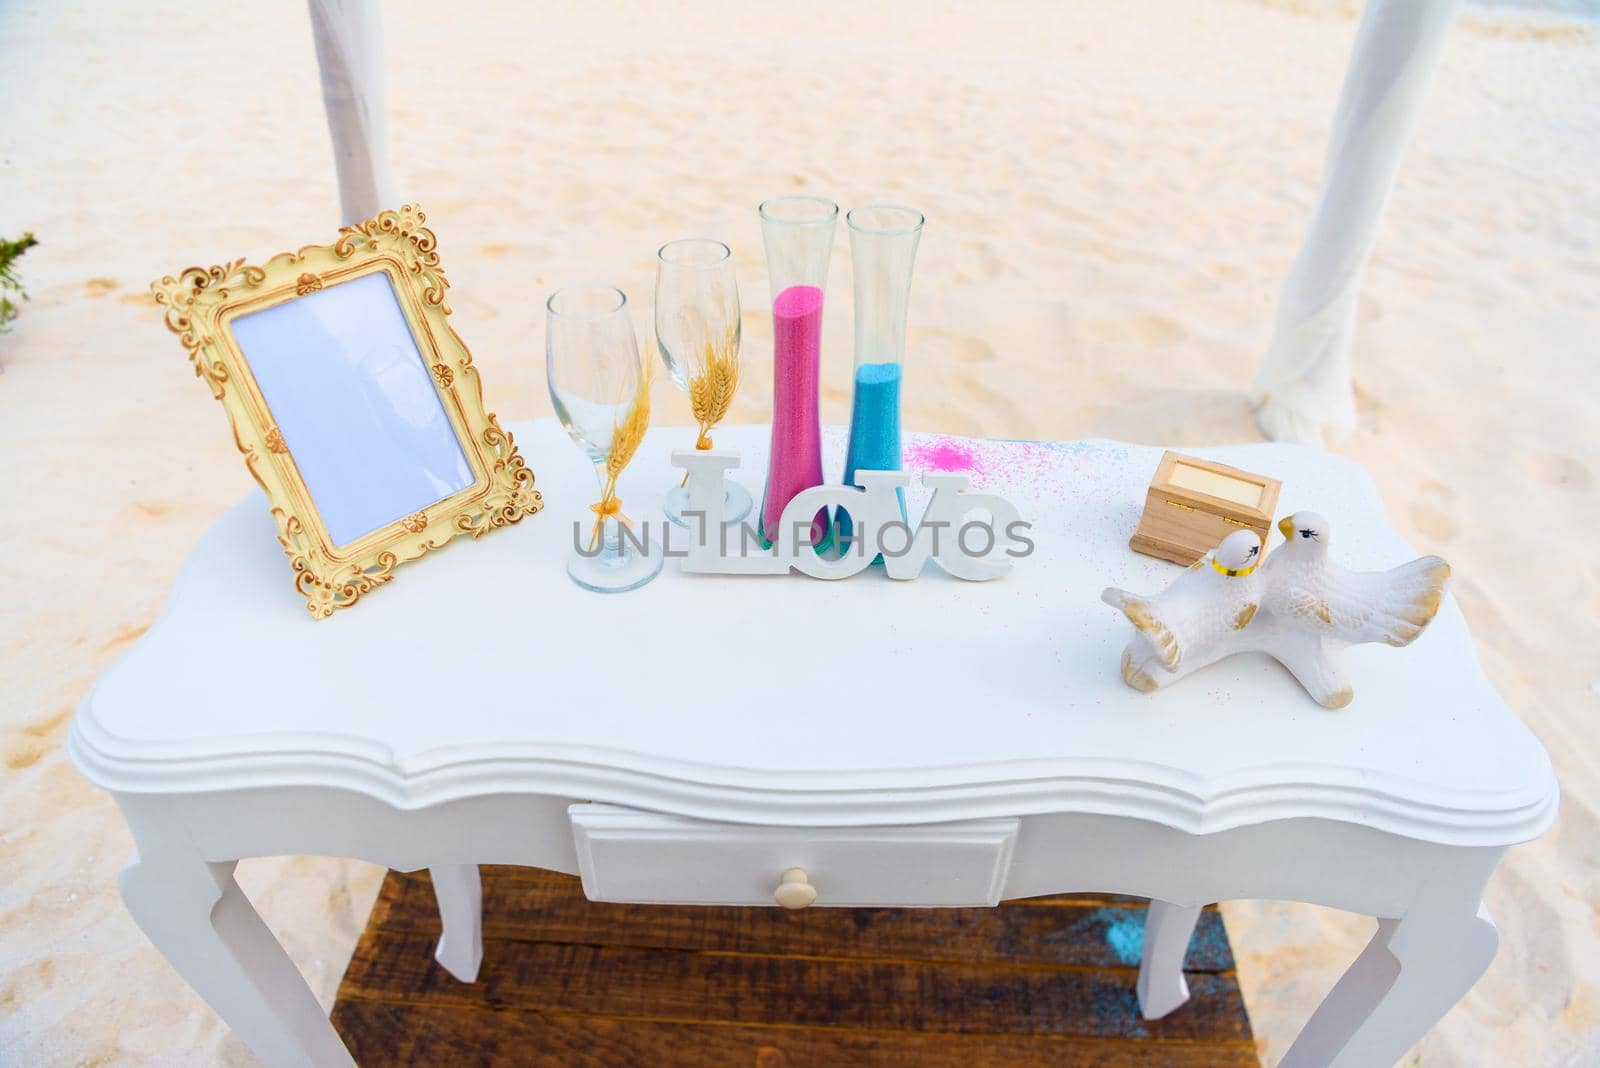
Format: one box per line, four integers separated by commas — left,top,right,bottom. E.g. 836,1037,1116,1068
1102,511,1451,709
1101,529,1265,693
1256,511,1451,708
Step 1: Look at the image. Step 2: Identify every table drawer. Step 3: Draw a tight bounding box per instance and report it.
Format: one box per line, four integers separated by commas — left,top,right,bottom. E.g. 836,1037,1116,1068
569,804,1019,907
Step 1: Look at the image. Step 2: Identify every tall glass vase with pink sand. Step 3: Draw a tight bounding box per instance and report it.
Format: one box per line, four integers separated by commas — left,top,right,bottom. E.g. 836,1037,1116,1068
757,195,837,551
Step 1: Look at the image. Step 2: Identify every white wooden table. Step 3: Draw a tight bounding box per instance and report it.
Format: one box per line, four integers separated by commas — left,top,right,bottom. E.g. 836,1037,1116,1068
69,421,1557,1067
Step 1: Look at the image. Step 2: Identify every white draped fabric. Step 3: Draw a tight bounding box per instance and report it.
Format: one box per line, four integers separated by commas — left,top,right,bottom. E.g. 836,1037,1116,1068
307,0,393,227
304,0,1463,447
1250,0,1463,445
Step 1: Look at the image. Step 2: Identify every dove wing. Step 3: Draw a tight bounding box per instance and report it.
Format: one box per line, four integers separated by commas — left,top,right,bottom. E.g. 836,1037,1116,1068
1150,569,1263,669
1103,568,1262,674
1271,557,1450,646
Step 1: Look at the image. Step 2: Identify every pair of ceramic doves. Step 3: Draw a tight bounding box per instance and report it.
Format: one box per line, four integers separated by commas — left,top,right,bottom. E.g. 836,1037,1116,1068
1102,512,1451,708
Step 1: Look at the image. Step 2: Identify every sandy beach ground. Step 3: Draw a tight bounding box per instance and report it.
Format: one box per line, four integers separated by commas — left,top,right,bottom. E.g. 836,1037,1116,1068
2,1,1596,1063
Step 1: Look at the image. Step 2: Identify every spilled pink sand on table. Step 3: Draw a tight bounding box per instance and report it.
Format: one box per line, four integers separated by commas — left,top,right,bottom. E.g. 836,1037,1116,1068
905,437,985,480
905,436,1095,502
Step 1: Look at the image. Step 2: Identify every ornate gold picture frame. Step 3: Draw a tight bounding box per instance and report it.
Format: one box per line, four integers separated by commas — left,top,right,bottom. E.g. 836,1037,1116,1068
152,205,542,619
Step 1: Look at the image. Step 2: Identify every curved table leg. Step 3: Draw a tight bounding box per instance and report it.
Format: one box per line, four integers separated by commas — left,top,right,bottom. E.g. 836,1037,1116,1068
1137,899,1203,1020
118,815,353,1067
430,864,483,982
1281,901,1497,1068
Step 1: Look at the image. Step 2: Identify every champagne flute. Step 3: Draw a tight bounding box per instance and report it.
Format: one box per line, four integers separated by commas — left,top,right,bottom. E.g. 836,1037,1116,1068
654,238,751,528
546,285,663,593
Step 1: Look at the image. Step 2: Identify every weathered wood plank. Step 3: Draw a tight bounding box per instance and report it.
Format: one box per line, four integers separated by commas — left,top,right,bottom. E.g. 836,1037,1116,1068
335,867,1256,1065
369,867,1235,973
338,933,1251,1041
332,1000,1259,1068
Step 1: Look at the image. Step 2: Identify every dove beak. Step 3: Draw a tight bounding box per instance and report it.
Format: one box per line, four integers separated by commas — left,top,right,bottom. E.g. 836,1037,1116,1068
1278,515,1296,541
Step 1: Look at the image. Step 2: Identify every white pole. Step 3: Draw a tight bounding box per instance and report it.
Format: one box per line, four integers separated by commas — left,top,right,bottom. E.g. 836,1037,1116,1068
1250,0,1462,446
307,0,395,227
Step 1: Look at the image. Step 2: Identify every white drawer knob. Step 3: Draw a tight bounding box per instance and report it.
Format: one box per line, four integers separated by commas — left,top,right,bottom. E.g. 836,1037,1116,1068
774,867,817,910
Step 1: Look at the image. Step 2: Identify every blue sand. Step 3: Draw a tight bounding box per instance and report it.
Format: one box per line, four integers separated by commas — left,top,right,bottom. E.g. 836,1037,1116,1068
837,362,907,554
1090,905,1230,970
1094,907,1146,966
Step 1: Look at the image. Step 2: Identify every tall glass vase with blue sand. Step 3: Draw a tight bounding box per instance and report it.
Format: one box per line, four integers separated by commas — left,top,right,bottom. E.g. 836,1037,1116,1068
839,205,923,558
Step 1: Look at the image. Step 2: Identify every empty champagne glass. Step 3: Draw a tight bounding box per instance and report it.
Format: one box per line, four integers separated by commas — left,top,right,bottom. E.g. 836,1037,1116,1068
654,238,751,528
546,285,663,593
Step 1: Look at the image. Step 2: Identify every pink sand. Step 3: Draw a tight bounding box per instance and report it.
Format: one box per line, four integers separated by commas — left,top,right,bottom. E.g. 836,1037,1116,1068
762,285,828,543
904,437,984,481
905,438,976,471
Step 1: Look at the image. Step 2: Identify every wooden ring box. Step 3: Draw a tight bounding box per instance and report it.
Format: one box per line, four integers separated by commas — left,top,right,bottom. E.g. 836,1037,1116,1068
1129,451,1282,566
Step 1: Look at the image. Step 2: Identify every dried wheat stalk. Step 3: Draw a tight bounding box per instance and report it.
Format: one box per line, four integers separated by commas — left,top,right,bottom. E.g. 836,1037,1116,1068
688,323,740,449
679,323,740,486
589,363,653,551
